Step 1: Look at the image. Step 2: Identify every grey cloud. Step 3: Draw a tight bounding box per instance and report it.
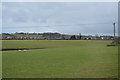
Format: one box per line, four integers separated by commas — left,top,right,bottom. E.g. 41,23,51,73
2,2,118,35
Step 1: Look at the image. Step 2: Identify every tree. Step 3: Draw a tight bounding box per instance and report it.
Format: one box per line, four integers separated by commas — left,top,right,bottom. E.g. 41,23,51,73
70,35,76,40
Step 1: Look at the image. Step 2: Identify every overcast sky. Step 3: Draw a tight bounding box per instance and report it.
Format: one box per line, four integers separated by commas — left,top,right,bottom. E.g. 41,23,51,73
2,2,118,35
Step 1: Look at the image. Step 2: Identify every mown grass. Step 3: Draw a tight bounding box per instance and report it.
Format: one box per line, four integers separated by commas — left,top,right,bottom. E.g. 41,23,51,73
2,40,118,78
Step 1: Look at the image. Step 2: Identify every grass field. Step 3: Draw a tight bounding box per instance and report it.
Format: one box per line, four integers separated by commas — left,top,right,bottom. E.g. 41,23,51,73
2,40,118,78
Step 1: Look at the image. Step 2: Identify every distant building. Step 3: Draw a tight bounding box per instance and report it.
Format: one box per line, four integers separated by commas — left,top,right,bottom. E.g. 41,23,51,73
0,33,114,40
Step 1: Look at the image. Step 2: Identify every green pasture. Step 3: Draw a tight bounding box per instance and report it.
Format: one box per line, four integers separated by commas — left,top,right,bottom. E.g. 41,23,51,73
2,40,118,78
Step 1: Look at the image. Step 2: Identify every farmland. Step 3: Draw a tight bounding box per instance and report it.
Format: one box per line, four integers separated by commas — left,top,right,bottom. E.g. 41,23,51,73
2,40,118,78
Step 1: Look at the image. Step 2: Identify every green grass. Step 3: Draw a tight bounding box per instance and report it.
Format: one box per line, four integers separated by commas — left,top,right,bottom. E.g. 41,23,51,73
2,40,118,78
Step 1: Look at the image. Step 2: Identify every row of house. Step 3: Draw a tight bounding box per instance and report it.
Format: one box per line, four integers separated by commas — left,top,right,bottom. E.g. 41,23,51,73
1,33,114,40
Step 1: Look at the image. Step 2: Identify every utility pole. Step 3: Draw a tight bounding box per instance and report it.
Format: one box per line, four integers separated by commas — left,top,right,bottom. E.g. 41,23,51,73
113,22,116,40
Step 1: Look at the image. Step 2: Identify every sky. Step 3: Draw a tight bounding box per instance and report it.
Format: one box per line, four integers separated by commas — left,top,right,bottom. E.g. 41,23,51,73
1,0,119,2
2,2,118,35
0,3,1,19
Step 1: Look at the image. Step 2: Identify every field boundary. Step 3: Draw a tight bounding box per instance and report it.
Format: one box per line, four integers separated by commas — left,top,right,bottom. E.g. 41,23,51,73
0,48,46,51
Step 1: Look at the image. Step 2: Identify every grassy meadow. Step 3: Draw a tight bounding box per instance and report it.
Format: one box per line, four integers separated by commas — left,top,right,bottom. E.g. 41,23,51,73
2,40,118,78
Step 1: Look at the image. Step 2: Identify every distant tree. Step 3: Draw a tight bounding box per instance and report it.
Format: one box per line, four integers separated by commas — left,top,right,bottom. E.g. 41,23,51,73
19,32,24,34
15,32,18,34
70,35,76,40
88,37,91,40
79,35,82,39
79,33,82,40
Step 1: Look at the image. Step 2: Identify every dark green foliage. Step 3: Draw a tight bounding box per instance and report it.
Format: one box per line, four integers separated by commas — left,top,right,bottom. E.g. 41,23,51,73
70,35,76,40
